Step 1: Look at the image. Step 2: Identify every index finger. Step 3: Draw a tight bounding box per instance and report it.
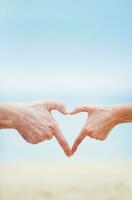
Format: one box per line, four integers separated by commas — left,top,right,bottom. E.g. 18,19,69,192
71,130,86,155
52,124,71,157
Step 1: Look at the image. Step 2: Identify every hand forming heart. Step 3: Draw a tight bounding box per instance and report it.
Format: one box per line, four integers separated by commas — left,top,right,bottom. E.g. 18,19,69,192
0,100,71,156
0,101,130,157
70,105,119,155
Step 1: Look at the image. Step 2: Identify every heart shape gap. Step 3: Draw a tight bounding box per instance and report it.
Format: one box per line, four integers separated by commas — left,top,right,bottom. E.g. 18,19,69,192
52,111,87,147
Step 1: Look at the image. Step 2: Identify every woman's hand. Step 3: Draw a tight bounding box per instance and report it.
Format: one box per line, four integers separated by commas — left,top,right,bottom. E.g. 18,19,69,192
71,105,122,155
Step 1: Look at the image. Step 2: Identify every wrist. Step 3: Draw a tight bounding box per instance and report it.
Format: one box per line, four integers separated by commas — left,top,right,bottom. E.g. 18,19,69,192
111,105,132,124
0,102,16,128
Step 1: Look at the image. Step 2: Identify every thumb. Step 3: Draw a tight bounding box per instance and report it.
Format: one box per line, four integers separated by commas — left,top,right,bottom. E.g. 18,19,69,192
47,101,69,115
71,105,94,115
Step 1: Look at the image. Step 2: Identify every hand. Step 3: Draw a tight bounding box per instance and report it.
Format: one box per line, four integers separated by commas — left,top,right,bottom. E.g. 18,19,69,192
71,105,120,155
1,100,71,156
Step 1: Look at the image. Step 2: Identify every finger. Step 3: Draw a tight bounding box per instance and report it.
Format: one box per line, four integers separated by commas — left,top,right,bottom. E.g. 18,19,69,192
47,101,69,115
71,105,94,115
45,134,53,140
43,126,53,140
71,131,86,155
27,126,52,143
29,126,52,142
52,124,71,157
29,131,47,143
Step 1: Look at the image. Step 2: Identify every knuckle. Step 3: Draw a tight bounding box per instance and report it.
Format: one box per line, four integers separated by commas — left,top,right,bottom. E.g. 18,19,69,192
40,132,53,141
26,137,40,144
90,131,98,139
25,138,32,144
89,135,95,139
83,128,88,134
47,132,53,139
49,123,57,132
45,132,53,140
84,128,93,135
89,134,94,139
99,137,106,141
28,140,39,144
39,134,49,142
46,132,52,137
46,135,53,140
94,136,100,140
31,140,39,144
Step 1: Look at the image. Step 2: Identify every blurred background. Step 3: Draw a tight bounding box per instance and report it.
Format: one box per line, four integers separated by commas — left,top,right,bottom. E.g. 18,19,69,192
0,0,132,199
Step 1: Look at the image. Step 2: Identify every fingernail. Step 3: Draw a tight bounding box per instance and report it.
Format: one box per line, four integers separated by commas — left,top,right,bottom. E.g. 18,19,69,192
65,147,71,157
67,152,71,157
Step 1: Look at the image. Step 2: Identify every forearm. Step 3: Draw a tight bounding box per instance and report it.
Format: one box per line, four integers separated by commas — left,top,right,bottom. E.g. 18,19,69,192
113,104,132,124
0,103,14,129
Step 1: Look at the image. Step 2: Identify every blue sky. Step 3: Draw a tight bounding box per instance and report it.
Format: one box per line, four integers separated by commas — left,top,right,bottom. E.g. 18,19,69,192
0,0,132,98
0,0,132,161
0,0,132,67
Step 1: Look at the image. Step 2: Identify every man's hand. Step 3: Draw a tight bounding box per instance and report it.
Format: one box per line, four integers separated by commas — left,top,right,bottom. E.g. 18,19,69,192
71,105,120,155
0,100,71,156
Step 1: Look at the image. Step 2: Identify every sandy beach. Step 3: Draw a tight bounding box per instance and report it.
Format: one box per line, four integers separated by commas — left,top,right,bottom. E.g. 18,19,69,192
0,160,132,200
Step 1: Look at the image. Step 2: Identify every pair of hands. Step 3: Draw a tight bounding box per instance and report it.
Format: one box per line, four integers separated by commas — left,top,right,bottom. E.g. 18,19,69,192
4,100,120,157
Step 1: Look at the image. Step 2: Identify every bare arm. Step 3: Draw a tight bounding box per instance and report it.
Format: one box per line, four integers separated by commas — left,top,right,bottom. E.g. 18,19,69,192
0,103,15,128
114,104,132,123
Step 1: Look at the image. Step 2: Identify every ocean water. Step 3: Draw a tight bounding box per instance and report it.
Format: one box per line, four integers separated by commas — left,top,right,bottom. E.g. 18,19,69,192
0,93,132,162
